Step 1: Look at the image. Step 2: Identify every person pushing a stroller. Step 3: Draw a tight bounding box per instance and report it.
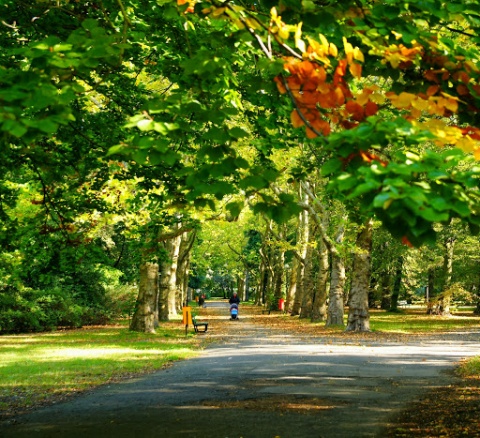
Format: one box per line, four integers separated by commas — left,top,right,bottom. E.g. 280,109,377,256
229,292,240,320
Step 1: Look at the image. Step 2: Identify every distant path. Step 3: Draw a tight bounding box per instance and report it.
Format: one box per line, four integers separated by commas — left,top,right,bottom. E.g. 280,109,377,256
1,303,479,438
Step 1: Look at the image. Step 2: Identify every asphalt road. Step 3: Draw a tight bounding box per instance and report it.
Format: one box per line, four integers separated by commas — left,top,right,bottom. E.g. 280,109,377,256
1,303,479,438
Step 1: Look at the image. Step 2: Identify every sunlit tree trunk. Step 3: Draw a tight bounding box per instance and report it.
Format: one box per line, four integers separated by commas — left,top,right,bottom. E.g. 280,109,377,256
237,272,248,301
273,230,285,303
311,238,328,321
326,250,345,327
130,262,158,333
300,241,314,319
291,201,309,316
439,235,455,315
286,256,299,313
177,231,195,308
256,261,267,305
426,267,436,314
389,256,403,311
346,219,373,332
326,216,346,327
158,232,182,321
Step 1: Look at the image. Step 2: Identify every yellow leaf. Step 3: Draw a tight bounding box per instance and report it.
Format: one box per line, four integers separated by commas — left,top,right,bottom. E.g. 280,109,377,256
211,7,226,16
329,43,338,57
411,98,429,111
349,62,362,78
391,92,415,108
473,147,480,160
391,30,403,40
319,33,329,49
343,37,354,63
295,22,306,53
457,137,478,153
278,26,290,40
353,47,364,63
444,98,458,113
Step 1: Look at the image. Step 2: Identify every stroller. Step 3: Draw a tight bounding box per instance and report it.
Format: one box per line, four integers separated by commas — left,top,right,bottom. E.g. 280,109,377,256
229,303,239,320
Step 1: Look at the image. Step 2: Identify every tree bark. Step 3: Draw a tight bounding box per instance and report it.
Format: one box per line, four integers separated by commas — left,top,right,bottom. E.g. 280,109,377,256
311,239,328,321
345,219,373,332
389,256,403,311
326,217,346,327
129,262,158,333
300,241,314,319
158,232,182,321
286,256,299,313
438,235,455,315
291,204,309,316
326,251,345,326
177,231,196,308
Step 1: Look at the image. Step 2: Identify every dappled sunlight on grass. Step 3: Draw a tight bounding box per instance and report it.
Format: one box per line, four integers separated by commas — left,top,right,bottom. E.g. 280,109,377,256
370,309,480,333
0,324,202,417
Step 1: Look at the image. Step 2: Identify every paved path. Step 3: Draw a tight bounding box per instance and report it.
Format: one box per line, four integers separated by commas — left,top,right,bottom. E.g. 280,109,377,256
1,303,479,438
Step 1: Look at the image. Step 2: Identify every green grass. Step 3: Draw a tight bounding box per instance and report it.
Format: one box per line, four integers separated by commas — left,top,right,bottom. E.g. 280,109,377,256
0,322,202,415
369,308,480,333
458,356,480,377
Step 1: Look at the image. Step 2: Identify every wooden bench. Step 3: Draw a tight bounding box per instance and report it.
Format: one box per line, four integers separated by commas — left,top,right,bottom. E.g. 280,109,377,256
192,316,208,333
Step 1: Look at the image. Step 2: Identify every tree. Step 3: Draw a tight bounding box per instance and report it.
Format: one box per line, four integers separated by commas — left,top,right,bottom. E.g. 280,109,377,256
5,1,480,334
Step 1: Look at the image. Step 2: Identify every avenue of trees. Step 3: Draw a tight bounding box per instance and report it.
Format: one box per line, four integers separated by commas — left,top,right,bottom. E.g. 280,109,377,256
2,0,480,333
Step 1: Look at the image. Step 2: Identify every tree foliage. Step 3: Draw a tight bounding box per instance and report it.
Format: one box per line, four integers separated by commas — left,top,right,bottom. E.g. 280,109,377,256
3,0,480,332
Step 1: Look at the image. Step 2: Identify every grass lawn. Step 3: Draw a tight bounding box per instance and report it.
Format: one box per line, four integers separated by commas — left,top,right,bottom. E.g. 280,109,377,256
0,320,202,418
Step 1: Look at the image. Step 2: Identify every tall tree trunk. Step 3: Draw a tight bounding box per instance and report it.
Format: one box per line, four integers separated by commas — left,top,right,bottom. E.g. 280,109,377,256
389,256,403,311
291,204,309,316
439,235,455,315
273,243,285,303
426,267,436,314
326,221,346,327
346,219,373,332
158,233,182,321
311,239,329,321
300,242,314,319
237,273,247,301
176,231,195,309
380,271,392,310
326,251,346,326
286,256,299,313
255,260,267,305
129,262,158,333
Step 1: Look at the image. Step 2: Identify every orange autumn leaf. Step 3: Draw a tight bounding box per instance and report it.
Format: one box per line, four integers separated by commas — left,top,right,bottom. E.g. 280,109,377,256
334,59,348,79
301,91,322,106
349,62,362,78
345,100,364,121
359,151,388,167
426,85,440,96
424,70,439,83
290,110,305,128
457,84,469,96
365,100,378,116
306,119,330,138
274,76,287,94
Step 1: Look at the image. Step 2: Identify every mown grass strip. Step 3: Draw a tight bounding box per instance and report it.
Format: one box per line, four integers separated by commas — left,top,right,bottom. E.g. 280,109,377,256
0,322,202,416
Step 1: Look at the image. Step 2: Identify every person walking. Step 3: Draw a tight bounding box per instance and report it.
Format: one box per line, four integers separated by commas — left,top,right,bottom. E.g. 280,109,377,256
229,292,240,305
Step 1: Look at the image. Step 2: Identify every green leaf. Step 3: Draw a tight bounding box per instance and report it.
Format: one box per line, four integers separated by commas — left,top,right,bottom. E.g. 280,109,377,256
229,126,249,139
320,158,342,176
225,201,243,218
